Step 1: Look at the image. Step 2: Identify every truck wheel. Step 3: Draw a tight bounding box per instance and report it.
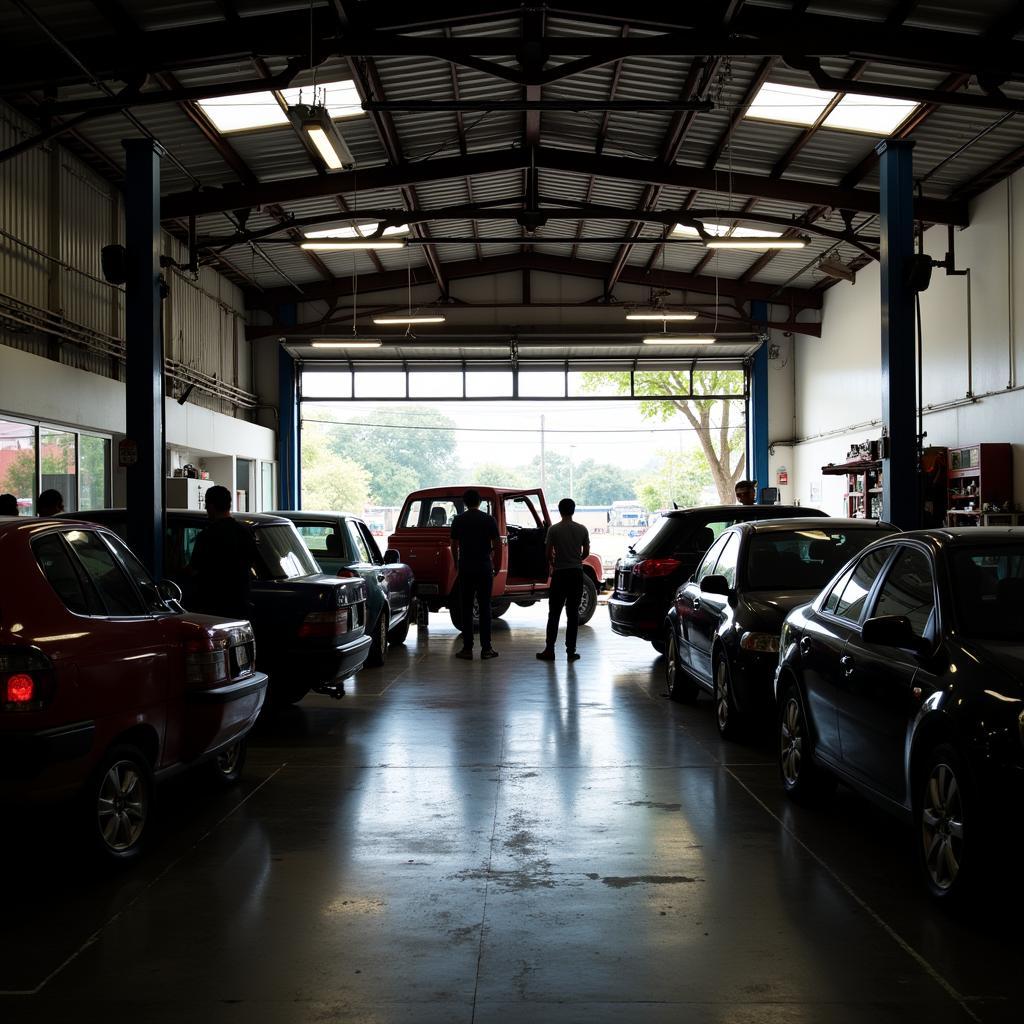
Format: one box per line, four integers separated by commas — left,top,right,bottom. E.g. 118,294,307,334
577,576,599,625
491,599,512,619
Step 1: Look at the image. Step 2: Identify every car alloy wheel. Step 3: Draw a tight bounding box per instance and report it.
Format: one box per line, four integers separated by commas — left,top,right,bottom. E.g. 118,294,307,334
96,755,149,854
211,738,247,785
779,695,804,788
714,660,731,733
921,754,965,894
577,577,598,625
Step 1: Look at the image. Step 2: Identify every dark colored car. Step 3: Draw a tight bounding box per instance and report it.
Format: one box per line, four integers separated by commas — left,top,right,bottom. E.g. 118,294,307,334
775,528,1024,903
0,517,268,862
610,504,827,652
274,510,415,667
70,510,371,706
665,518,898,738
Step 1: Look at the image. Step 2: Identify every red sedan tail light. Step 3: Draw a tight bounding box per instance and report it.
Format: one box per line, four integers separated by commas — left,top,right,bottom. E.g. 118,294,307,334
632,558,681,578
298,608,351,638
1,648,55,711
185,632,230,685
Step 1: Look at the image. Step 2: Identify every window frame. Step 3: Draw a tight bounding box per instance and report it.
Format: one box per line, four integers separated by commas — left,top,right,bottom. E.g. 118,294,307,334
62,527,155,619
866,542,940,639
694,532,731,582
819,544,899,626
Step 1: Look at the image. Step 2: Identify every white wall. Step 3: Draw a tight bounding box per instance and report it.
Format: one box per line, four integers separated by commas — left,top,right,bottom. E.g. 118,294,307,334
790,169,1024,515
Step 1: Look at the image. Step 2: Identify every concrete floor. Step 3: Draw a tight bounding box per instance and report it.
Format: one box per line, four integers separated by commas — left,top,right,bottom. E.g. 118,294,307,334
1,604,1019,1023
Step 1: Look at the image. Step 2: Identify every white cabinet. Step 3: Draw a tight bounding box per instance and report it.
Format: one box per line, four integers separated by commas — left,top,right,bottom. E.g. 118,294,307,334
165,477,216,510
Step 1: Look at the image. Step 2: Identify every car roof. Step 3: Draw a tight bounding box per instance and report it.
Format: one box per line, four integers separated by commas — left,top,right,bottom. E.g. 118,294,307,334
891,526,1024,547
402,485,540,500
736,517,899,533
272,509,361,524
659,504,827,519
68,508,294,527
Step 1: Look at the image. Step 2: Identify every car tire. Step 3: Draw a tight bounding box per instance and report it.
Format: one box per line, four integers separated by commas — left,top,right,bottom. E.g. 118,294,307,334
577,576,599,625
778,683,835,803
665,627,698,703
84,744,152,863
366,612,389,667
270,679,311,707
713,656,744,740
388,610,411,645
208,737,247,786
651,639,666,655
917,743,977,904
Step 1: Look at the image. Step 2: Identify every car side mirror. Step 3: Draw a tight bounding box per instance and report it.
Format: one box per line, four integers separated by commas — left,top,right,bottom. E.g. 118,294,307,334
699,574,731,597
383,548,400,564
157,578,183,604
861,614,926,653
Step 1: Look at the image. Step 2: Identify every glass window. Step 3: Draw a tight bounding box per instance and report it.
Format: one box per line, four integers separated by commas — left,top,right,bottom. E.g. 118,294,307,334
408,372,463,398
253,524,320,579
79,435,110,510
296,523,347,559
833,548,892,622
347,521,373,562
823,564,856,615
951,544,1024,641
40,428,77,513
357,522,383,563
746,528,893,592
66,529,146,616
695,533,729,581
261,462,274,513
505,495,542,528
400,496,491,527
102,533,168,613
465,372,513,398
399,499,422,528
0,419,37,514
874,548,935,637
518,372,565,398
33,533,95,615
712,533,740,587
353,372,406,399
301,372,352,399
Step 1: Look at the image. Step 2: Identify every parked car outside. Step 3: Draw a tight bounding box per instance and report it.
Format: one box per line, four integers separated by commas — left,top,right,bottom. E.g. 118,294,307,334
610,504,827,653
775,527,1024,903
388,486,605,628
0,517,268,861
69,510,371,706
274,510,415,667
665,518,899,738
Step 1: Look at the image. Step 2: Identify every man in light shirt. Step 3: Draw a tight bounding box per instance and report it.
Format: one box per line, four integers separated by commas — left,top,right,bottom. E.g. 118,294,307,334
537,498,590,662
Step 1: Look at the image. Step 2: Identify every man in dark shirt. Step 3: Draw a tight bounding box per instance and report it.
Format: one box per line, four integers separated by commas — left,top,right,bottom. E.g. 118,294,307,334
188,485,259,618
537,497,590,661
449,489,500,660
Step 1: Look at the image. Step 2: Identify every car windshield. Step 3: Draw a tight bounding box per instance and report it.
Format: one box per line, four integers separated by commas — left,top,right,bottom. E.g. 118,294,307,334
951,545,1024,641
631,516,681,557
253,524,320,580
745,527,894,591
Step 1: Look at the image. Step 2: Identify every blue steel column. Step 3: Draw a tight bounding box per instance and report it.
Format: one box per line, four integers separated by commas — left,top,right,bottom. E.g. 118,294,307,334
123,138,164,577
749,300,770,502
876,138,918,529
278,344,300,509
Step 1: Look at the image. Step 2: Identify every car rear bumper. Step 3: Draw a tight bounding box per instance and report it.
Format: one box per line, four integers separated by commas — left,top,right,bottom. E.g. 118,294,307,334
272,634,373,686
608,593,667,640
180,670,269,761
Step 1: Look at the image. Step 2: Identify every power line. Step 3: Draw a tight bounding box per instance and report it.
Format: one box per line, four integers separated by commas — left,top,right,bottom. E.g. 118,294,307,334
300,416,743,435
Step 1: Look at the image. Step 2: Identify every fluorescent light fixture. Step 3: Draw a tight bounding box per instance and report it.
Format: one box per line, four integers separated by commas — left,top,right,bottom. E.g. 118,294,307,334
301,240,407,251
311,339,382,349
372,315,447,325
625,311,697,321
281,80,363,120
642,336,717,345
705,237,807,250
290,103,354,171
305,223,409,240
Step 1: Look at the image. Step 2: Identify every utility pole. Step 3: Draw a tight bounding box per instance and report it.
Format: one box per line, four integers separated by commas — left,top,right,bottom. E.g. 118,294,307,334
540,414,546,490
569,445,575,499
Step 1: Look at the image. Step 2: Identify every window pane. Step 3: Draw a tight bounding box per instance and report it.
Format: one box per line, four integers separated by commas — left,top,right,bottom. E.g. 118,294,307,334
33,534,93,614
951,545,1024,641
465,372,513,398
569,372,628,397
408,372,463,398
746,528,892,592
0,419,37,514
296,523,345,558
79,435,110,510
103,534,167,613
833,549,892,621
40,428,77,513
823,565,856,614
348,521,372,562
354,372,406,398
302,372,353,399
695,534,729,580
66,529,146,615
713,533,740,587
518,371,565,398
875,548,934,637
261,462,274,512
253,524,320,579
358,523,383,562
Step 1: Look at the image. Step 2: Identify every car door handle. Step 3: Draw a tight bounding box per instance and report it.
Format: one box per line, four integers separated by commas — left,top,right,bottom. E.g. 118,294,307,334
692,597,701,610
840,655,855,678
799,636,812,657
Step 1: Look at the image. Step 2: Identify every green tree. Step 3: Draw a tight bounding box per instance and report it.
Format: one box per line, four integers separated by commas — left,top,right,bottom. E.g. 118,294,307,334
581,370,746,503
634,447,714,511
309,406,461,506
1,448,36,503
575,463,631,506
301,429,371,513
470,461,529,488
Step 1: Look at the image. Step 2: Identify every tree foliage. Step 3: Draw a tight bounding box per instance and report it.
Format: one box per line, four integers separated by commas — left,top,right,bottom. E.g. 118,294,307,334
580,370,746,503
635,447,714,511
301,424,371,512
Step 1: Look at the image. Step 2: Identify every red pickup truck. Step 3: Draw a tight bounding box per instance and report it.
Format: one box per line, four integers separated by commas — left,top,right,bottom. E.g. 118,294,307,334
388,486,604,628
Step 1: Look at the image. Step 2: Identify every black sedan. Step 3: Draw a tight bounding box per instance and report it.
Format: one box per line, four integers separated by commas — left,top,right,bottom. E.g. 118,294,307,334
775,528,1024,903
610,503,826,653
69,510,371,706
665,518,898,738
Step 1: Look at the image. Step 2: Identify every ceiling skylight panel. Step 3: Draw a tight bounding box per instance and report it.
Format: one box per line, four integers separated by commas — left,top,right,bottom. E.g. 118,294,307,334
745,82,835,127
823,94,919,134
305,223,410,239
281,80,364,120
197,91,288,132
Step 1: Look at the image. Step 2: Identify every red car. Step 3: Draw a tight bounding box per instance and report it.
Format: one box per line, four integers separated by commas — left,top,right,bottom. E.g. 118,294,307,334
0,517,268,861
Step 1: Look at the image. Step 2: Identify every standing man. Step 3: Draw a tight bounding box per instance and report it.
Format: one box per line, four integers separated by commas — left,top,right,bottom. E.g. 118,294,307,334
734,479,757,506
36,489,64,516
450,489,501,661
188,485,259,618
537,498,590,662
